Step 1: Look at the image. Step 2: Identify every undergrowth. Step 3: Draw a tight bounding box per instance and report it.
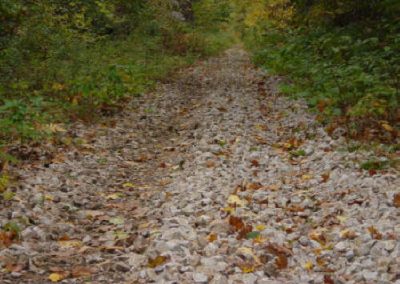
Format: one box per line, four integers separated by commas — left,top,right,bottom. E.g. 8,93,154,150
0,0,234,152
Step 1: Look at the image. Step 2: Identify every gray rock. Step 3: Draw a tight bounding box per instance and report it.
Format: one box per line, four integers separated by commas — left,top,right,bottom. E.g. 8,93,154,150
334,241,349,252
193,272,208,283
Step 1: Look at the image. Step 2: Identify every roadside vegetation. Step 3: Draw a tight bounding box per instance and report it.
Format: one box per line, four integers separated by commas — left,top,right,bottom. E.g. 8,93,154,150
0,0,233,146
232,0,399,143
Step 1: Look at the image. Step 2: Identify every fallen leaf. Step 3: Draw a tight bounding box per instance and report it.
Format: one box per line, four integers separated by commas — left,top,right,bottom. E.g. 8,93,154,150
321,173,330,183
237,247,261,264
48,273,65,282
71,266,92,278
304,261,314,271
265,243,292,257
309,230,327,245
275,253,288,269
229,216,245,231
316,256,326,267
336,215,348,223
246,183,263,190
0,231,16,248
246,231,260,240
107,193,123,200
222,206,235,214
301,174,312,181
122,182,135,188
206,160,216,168
148,256,167,268
324,275,335,284
208,233,217,242
368,226,382,240
58,240,82,249
5,262,24,273
109,217,125,225
239,264,255,273
251,160,260,167
393,193,400,208
228,195,247,207
381,123,394,132
255,224,266,231
238,223,253,238
114,230,129,240
340,229,357,239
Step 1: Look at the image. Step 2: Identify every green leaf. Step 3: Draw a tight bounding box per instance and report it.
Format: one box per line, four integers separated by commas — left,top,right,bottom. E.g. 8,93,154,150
246,231,260,240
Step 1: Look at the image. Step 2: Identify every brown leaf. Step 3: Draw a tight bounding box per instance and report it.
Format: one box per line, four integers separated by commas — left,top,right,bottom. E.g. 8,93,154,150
71,266,93,278
308,230,327,245
5,263,24,273
323,275,334,284
206,160,216,168
237,225,253,240
340,229,358,240
207,233,217,243
321,172,330,183
393,193,400,208
0,231,16,248
229,216,245,231
286,205,305,212
275,253,288,269
265,243,292,257
251,160,260,167
246,182,263,190
240,263,255,273
148,256,168,268
368,226,382,240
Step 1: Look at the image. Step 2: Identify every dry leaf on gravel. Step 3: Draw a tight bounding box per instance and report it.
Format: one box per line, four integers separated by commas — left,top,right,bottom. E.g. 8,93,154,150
393,193,400,208
229,216,245,231
368,226,383,240
228,195,247,207
148,256,168,268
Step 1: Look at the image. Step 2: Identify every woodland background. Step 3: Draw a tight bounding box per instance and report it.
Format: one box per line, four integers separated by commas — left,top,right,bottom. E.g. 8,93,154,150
0,0,399,156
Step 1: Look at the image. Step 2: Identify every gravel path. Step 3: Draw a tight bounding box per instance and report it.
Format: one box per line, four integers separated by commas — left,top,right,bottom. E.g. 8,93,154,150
1,48,399,284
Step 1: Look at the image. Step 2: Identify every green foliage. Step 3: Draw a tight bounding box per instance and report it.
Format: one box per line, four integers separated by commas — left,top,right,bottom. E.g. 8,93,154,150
0,0,234,145
360,159,390,171
236,0,400,139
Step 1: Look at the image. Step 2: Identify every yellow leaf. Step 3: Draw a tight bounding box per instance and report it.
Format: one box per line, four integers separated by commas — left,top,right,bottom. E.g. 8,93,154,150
222,207,235,214
255,224,266,231
304,261,313,270
228,195,248,207
48,273,64,282
208,233,218,242
252,235,267,244
122,182,135,188
107,193,123,200
45,194,54,201
148,256,167,268
237,247,261,265
240,265,255,273
42,123,67,133
382,123,394,132
337,215,348,223
301,174,312,181
59,240,82,248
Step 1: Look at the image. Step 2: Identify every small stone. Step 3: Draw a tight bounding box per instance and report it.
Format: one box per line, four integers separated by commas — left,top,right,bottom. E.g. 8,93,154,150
345,250,355,261
362,271,378,281
384,240,396,252
299,236,309,246
209,220,230,234
210,274,228,284
334,241,348,252
114,262,131,272
242,273,258,284
193,272,208,283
